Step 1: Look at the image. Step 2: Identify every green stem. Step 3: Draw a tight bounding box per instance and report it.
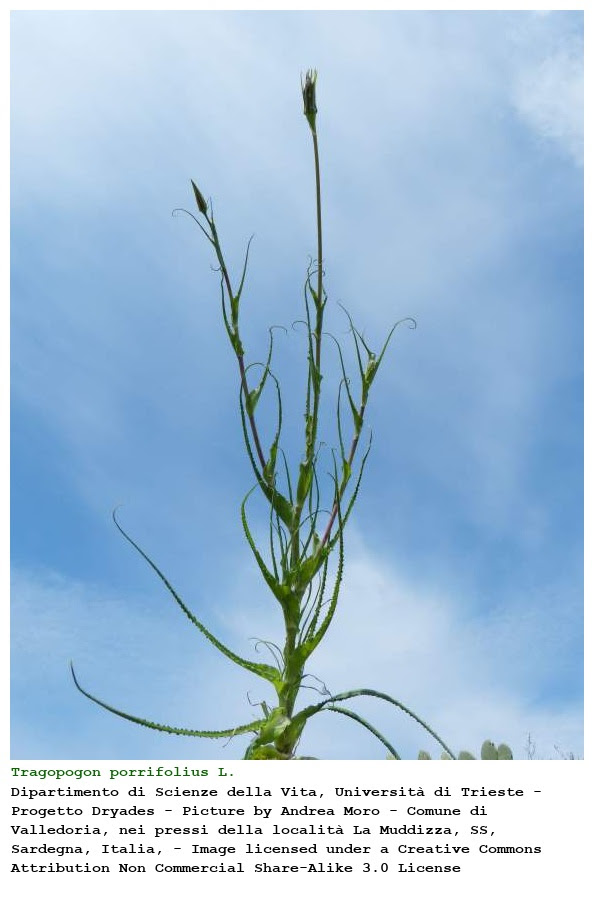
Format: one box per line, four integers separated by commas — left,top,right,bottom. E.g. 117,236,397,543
209,219,269,474
292,125,325,569
320,398,366,549
313,130,323,375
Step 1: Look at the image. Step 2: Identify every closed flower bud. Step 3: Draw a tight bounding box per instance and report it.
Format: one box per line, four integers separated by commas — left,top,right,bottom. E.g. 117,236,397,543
191,179,208,216
302,69,318,132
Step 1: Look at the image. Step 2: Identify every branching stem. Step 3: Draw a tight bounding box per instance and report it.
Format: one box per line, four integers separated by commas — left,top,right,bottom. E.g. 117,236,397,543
71,70,461,763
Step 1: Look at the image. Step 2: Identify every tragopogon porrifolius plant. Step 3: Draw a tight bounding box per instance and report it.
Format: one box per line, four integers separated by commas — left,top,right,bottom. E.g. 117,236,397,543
71,72,507,760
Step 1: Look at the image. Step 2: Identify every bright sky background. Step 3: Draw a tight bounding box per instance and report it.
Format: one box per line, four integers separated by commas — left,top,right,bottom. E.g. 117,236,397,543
11,9,583,761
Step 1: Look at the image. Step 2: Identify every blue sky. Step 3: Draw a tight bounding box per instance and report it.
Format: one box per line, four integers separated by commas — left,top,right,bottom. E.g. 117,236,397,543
11,10,583,760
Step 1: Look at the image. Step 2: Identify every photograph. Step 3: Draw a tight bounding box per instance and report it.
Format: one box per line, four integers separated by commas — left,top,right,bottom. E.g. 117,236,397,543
11,9,583,762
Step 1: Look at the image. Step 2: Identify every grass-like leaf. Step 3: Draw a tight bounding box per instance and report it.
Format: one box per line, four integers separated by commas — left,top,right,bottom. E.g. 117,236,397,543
112,510,281,688
70,663,264,738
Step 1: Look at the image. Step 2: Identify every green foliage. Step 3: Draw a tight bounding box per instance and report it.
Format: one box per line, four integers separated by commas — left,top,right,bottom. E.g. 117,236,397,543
71,72,506,761
481,740,513,760
414,740,514,760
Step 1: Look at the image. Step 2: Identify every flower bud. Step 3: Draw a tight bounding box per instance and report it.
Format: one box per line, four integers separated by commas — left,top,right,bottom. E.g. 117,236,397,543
302,69,318,132
191,179,208,216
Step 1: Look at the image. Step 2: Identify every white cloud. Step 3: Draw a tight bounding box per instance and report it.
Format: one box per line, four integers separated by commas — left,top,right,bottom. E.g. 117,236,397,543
512,46,583,166
507,14,583,166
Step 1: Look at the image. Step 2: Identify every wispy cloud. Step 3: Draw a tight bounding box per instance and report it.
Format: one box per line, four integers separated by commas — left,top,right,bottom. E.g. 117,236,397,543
510,14,583,166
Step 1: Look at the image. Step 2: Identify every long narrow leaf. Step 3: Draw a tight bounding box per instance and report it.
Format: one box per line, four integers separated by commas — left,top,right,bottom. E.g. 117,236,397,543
324,705,401,759
240,491,292,607
172,207,215,247
71,664,264,738
244,325,278,417
112,511,281,687
292,688,456,760
328,434,373,551
301,555,329,643
238,387,293,527
298,464,344,661
235,235,255,304
328,331,361,431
